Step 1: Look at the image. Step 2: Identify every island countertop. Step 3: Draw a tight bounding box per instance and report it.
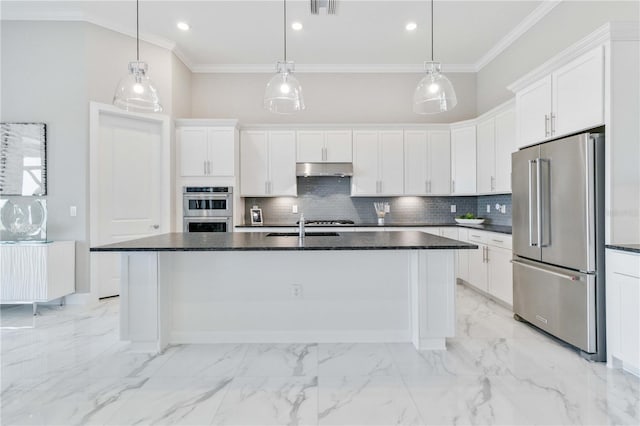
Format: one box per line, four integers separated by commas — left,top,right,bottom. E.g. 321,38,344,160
91,231,478,252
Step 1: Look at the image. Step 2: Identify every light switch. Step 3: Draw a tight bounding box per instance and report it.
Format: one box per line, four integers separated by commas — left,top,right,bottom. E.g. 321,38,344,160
501,205,507,214
70,206,77,217
486,204,491,213
292,205,298,214
450,205,456,213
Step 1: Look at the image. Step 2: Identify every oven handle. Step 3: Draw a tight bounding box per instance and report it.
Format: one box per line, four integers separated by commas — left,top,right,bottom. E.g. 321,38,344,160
184,194,231,200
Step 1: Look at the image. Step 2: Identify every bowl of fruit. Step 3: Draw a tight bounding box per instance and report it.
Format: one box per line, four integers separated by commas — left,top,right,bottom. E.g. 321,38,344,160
454,213,485,225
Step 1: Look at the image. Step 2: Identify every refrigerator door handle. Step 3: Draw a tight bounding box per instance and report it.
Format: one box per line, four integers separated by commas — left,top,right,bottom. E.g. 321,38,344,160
528,159,537,247
539,158,550,248
511,259,579,281
536,158,544,248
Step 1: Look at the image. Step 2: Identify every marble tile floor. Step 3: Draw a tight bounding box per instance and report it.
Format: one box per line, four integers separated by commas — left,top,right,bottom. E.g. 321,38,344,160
1,284,638,426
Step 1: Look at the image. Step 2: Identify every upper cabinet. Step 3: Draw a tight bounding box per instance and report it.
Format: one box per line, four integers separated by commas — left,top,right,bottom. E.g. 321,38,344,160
516,46,604,148
240,130,296,197
476,106,516,194
450,125,476,195
352,130,404,196
177,125,237,177
404,130,451,195
297,130,352,163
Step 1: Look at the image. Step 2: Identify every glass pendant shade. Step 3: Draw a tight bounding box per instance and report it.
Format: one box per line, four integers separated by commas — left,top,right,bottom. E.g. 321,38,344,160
413,61,457,114
113,61,163,113
264,61,305,114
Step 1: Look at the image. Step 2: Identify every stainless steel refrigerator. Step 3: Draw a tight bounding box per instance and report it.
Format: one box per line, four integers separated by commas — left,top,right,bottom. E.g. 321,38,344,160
512,130,605,361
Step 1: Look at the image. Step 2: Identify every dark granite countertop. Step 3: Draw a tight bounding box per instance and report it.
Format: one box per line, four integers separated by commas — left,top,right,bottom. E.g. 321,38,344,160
606,244,640,254
236,223,512,235
91,231,478,252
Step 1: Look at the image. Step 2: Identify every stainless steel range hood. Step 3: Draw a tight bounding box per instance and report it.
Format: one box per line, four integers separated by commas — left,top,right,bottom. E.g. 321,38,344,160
296,162,353,177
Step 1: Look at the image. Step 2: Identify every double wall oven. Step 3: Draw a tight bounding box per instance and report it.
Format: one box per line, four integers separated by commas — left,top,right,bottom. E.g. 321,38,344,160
183,186,233,232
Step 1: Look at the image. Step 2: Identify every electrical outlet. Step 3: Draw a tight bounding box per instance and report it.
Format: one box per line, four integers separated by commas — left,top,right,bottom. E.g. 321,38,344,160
450,205,456,213
501,205,507,214
292,205,298,214
70,206,77,217
486,204,491,213
384,204,390,213
291,284,302,298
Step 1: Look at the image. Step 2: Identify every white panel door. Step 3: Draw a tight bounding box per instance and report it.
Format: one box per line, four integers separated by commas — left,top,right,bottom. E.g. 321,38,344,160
325,130,353,162
451,125,476,194
428,130,451,195
516,76,552,148
240,131,269,196
488,246,513,305
476,118,495,194
179,128,208,176
494,108,516,193
552,46,604,137
379,131,404,195
93,109,168,298
296,130,324,162
404,130,428,195
207,128,235,177
268,131,297,196
468,245,488,293
352,131,379,195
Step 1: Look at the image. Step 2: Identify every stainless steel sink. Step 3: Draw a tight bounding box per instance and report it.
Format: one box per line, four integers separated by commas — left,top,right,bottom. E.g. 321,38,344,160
266,232,340,237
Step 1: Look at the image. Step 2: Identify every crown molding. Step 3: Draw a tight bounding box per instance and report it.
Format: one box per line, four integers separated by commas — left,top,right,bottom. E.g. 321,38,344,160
506,21,632,93
191,63,476,74
473,0,562,72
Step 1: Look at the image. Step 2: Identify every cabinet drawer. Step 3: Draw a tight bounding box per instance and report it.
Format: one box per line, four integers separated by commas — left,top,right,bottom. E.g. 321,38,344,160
467,231,488,244
486,234,512,250
608,250,640,278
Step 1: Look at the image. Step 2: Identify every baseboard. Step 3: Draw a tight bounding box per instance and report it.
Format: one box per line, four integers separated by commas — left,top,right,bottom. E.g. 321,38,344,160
65,292,99,305
170,329,410,344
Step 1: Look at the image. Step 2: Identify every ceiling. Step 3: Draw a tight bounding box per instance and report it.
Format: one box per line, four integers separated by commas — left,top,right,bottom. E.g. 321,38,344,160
2,0,559,72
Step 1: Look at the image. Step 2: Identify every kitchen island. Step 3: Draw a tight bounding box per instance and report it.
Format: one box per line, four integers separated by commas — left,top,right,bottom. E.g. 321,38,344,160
91,231,476,353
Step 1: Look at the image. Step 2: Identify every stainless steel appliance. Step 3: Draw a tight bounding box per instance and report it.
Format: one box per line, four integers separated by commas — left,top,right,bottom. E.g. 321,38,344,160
297,219,355,226
183,186,233,232
512,130,605,361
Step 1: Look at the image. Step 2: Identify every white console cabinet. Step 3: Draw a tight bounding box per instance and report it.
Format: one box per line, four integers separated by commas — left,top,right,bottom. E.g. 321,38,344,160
0,241,75,314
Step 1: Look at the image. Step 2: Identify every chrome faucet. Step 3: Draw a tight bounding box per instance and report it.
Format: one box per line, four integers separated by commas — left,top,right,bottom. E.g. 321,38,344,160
298,213,305,239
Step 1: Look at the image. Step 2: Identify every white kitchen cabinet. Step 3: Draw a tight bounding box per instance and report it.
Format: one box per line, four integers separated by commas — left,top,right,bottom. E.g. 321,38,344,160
606,249,640,377
240,130,296,197
516,46,604,148
352,130,403,196
297,130,352,163
476,107,516,194
457,229,470,283
0,241,75,313
404,130,451,195
450,125,476,195
178,127,236,177
461,230,513,306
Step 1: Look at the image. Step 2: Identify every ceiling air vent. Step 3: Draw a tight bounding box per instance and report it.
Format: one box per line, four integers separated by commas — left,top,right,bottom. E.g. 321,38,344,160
311,0,337,15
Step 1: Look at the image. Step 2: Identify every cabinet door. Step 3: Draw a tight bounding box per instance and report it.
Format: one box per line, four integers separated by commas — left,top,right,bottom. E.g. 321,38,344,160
268,131,297,196
207,128,235,177
240,131,269,196
476,118,495,194
488,246,513,305
451,126,476,194
516,76,552,148
325,130,353,162
468,245,488,293
439,227,459,240
379,131,404,195
552,46,604,137
617,273,640,369
179,128,208,176
404,130,428,195
296,131,324,162
494,108,516,193
428,131,451,195
352,131,379,195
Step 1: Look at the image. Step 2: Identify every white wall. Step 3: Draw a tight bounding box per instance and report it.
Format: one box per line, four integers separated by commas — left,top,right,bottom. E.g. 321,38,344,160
476,0,640,114
1,20,191,294
191,72,477,123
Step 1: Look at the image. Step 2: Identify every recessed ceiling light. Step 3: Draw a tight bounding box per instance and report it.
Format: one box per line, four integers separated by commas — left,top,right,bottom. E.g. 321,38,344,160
406,22,417,31
177,22,190,31
291,22,303,31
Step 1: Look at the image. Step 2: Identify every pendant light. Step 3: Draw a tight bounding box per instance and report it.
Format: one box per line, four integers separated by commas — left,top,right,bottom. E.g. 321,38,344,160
264,0,305,114
113,0,163,113
413,0,457,114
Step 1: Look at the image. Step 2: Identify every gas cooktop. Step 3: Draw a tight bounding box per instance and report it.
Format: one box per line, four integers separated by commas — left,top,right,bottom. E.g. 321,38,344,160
296,219,355,226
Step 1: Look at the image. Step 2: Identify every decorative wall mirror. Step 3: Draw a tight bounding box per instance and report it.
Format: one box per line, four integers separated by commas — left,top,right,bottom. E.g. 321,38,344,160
0,122,47,196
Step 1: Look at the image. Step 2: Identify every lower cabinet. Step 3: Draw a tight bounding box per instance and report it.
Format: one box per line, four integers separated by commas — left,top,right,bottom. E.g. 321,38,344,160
460,229,513,306
606,249,640,377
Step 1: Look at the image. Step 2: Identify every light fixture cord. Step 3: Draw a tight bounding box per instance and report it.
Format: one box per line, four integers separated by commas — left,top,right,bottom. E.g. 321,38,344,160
136,0,140,61
283,0,287,62
430,0,434,61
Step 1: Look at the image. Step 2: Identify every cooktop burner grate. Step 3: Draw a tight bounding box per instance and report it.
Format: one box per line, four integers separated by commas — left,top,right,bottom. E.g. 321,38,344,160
296,219,355,226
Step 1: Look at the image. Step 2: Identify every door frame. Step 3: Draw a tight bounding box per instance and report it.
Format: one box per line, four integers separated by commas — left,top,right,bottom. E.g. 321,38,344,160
89,101,171,299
